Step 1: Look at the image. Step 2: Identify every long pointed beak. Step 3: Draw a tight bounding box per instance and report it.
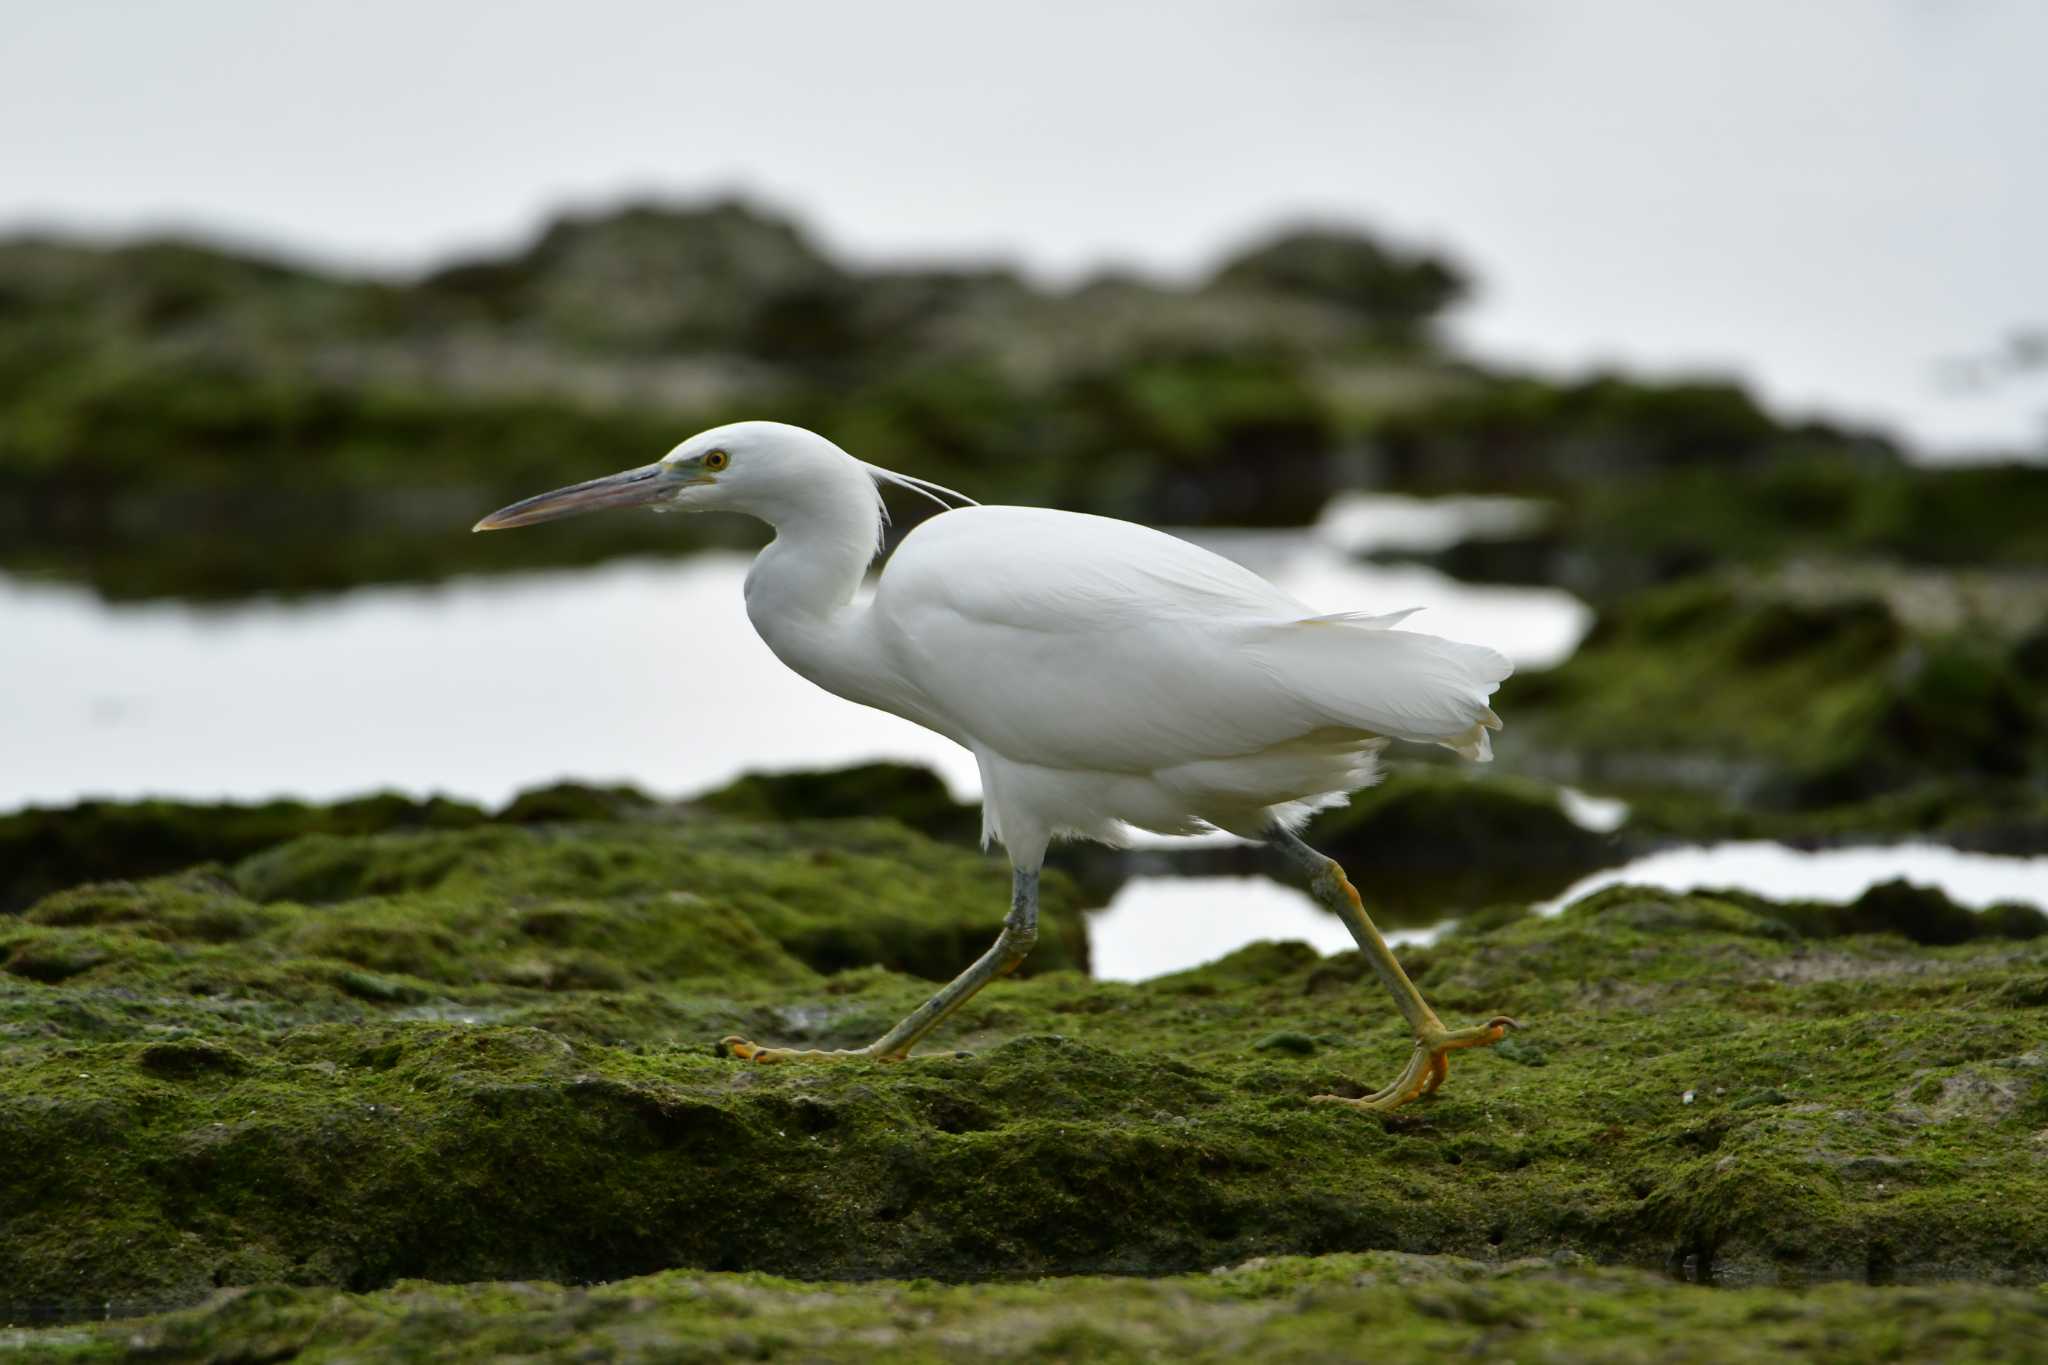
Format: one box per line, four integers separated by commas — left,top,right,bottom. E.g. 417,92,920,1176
472,463,686,532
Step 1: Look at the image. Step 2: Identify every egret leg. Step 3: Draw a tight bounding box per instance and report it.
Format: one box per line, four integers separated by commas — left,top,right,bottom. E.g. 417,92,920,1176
1271,826,1517,1113
720,867,1040,1064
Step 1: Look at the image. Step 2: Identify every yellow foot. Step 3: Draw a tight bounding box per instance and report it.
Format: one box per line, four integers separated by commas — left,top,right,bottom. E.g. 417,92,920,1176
1310,1016,1519,1114
716,1036,906,1065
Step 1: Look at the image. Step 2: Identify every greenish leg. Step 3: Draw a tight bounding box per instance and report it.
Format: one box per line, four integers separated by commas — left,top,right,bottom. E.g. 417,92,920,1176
720,867,1041,1064
1271,826,1517,1112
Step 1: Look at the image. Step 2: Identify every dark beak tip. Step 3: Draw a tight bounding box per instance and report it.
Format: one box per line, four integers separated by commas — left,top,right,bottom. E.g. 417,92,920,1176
468,462,671,535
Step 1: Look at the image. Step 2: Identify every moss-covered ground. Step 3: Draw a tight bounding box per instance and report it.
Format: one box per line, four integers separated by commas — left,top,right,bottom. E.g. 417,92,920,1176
4,810,2046,1349
0,765,1636,932
1502,573,2048,814
1389,458,2048,600
20,1253,2048,1363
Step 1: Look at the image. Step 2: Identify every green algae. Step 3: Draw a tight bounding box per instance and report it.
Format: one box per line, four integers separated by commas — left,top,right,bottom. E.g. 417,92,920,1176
1394,460,2048,602
7,817,1087,1008
24,1260,2048,1365
5,201,1937,605
692,763,982,847
4,812,2046,1322
0,781,671,918
0,792,492,915
231,819,1087,980
1503,574,2048,809
0,205,1425,599
3,764,1651,936
22,1253,2048,1362
1617,780,2048,855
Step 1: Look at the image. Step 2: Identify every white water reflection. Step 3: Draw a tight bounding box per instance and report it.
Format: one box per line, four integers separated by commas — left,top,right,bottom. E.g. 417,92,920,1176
1,556,963,812
1087,876,1436,983
1535,842,2048,917
1316,491,1550,557
0,528,1589,811
1094,841,2045,984
1556,787,1631,835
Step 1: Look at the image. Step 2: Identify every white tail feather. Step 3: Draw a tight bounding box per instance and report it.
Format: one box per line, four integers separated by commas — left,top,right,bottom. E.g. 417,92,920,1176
1251,617,1512,760
1302,607,1423,629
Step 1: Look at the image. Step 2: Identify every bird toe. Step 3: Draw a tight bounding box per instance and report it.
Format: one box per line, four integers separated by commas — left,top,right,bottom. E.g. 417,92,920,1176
717,1035,782,1064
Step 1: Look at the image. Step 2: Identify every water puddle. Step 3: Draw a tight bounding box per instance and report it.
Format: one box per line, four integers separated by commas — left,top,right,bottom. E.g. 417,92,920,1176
1093,842,2046,982
1532,841,2048,917
1314,491,1551,556
1089,876,1447,983
0,525,1589,811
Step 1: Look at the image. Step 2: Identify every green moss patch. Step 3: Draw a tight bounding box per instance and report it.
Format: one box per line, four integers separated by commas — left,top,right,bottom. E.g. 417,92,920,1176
0,792,491,915
24,1252,2048,1362
1504,575,2048,808
693,763,981,847
4,824,2046,1319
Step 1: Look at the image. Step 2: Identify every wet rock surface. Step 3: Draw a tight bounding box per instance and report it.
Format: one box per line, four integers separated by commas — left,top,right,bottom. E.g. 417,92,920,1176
1501,573,2048,827
1373,462,2048,600
0,765,1639,933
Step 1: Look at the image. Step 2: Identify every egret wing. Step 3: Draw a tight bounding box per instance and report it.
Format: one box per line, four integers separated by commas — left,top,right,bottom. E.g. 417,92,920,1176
871,507,1507,770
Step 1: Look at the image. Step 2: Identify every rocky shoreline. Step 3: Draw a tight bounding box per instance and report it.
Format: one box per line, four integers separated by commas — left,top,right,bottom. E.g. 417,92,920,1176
4,801,2044,1355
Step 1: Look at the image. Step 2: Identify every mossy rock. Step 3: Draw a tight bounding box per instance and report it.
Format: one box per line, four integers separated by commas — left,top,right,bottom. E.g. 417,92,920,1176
692,762,980,846
4,841,2047,1317
1573,881,2047,947
1831,879,2043,946
1210,226,1469,334
1619,779,2048,854
495,781,660,825
4,198,1918,603
15,818,1087,997
1370,373,1865,493
1386,460,2048,599
28,1253,2048,1362
0,793,490,915
0,772,955,918
1503,574,2048,808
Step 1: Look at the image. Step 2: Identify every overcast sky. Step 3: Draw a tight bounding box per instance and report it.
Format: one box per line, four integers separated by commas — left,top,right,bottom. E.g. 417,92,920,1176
5,1,2043,458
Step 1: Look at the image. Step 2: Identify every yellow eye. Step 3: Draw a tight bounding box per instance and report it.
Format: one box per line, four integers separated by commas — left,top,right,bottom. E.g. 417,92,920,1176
703,449,730,472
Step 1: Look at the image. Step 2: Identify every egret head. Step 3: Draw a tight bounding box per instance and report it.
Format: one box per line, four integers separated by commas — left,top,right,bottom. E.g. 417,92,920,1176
472,421,875,532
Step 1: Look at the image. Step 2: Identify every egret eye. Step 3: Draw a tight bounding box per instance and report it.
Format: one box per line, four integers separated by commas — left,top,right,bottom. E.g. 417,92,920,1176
704,449,730,472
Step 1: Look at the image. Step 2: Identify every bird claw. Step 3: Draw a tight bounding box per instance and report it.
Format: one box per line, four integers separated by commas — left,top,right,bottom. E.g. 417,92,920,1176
716,1035,905,1064
716,1035,783,1063
1311,1015,1519,1114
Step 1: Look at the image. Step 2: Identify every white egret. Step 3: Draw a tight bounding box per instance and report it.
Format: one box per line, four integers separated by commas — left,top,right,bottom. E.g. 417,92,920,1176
475,421,1516,1112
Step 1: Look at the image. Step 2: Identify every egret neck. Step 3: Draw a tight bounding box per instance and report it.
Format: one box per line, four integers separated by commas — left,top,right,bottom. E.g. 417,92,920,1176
739,454,894,711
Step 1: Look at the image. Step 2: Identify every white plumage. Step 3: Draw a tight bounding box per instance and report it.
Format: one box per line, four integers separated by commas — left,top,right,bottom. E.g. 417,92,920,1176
474,419,1520,1106
865,504,1508,857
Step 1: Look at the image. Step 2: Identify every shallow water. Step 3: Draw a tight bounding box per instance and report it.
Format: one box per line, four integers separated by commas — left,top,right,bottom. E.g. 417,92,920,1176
0,504,1586,811
1094,843,2048,982
1531,841,2048,918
